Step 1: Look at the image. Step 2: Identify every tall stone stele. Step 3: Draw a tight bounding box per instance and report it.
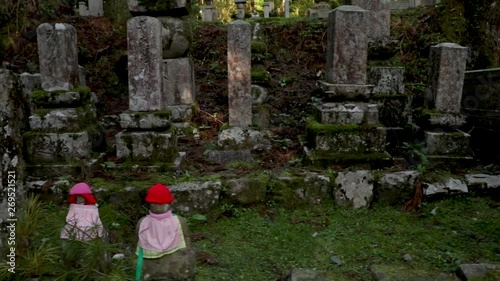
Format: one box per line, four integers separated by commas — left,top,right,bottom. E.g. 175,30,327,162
345,0,390,43
422,42,472,165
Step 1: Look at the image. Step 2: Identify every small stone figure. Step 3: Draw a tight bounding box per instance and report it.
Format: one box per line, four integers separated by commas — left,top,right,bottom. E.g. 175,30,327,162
60,182,106,241
136,183,195,281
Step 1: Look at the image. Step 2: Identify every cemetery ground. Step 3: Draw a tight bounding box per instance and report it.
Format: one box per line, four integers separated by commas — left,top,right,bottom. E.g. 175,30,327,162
1,191,499,280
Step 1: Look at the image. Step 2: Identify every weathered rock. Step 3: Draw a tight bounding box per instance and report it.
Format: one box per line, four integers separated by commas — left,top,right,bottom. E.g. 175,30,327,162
424,131,470,156
169,181,222,214
376,170,420,204
368,67,405,95
319,82,373,98
334,170,373,208
465,174,500,190
428,113,467,127
228,20,252,128
29,108,95,132
19,72,41,96
115,131,177,162
345,0,390,43
312,127,387,153
456,263,500,281
30,90,87,108
162,58,195,105
326,6,368,85
298,173,331,204
314,102,379,125
0,69,27,222
37,23,79,91
119,111,171,130
216,127,268,150
284,269,336,281
24,132,92,163
428,43,468,113
424,178,468,196
127,16,163,111
204,149,253,164
163,105,193,122
226,177,267,205
158,17,190,59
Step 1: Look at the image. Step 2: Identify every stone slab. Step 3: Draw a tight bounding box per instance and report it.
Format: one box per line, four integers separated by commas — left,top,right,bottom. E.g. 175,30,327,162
204,149,253,164
345,0,390,43
162,58,195,105
169,181,222,214
314,102,379,125
428,113,467,127
29,90,90,108
456,263,500,281
326,5,369,85
368,67,405,95
226,177,267,205
19,72,41,96
319,81,374,99
119,111,171,130
127,16,163,111
424,178,468,196
24,132,92,163
334,170,374,208
29,108,95,132
216,127,268,150
465,174,500,190
376,170,420,204
424,131,470,156
311,127,387,153
115,131,177,162
158,17,191,59
163,105,193,122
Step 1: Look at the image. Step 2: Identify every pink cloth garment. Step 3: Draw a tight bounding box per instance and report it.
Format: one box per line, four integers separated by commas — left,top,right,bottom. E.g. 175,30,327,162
60,204,106,241
138,210,182,253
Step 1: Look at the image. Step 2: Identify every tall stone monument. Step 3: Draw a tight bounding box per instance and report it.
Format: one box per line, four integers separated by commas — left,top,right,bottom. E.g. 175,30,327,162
345,0,390,43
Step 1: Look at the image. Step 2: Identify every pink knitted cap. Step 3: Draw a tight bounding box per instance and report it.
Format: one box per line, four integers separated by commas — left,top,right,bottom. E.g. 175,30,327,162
69,182,93,195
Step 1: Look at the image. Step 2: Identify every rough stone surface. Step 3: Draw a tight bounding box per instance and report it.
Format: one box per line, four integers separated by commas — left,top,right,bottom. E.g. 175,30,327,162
428,43,468,113
119,112,171,130
162,58,195,106
228,20,252,128
424,178,468,196
424,131,470,156
376,170,420,205
314,102,379,125
163,105,193,122
139,216,196,281
127,16,163,111
314,127,386,153
158,17,190,59
88,0,104,17
456,264,500,281
226,177,267,205
0,69,27,222
284,269,336,281
19,72,41,96
368,67,405,95
216,127,268,150
334,170,373,208
299,173,331,204
204,149,253,164
428,113,466,126
115,131,177,161
345,0,390,43
169,181,222,214
320,82,373,98
37,23,79,91
465,174,500,190
29,91,86,107
24,132,91,163
326,6,368,85
29,108,94,132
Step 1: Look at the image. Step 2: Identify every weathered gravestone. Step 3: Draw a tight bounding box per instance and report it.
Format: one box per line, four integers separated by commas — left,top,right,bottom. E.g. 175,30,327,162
345,0,390,43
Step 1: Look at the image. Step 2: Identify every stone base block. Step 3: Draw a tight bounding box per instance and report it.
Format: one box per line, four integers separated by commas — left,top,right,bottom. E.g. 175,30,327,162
24,131,92,163
30,89,93,108
304,148,392,168
115,131,177,162
26,153,105,179
29,107,95,132
169,181,222,214
314,102,379,125
310,126,387,153
119,111,171,130
163,105,193,122
424,131,470,156
204,149,253,164
334,170,374,209
368,67,405,95
319,81,374,99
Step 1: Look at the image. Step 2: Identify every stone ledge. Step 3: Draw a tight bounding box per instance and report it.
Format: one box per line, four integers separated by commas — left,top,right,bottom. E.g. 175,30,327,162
313,102,379,125
115,131,177,162
319,81,374,99
119,111,172,130
29,107,96,132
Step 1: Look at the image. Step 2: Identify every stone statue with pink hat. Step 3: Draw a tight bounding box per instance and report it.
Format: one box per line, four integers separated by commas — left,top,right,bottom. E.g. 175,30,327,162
135,183,195,281
61,182,107,241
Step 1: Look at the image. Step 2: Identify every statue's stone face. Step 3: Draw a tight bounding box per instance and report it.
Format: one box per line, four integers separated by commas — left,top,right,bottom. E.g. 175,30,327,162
76,195,86,204
150,203,171,214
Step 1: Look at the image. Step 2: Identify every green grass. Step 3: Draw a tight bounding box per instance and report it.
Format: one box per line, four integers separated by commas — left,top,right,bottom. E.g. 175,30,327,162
2,194,499,280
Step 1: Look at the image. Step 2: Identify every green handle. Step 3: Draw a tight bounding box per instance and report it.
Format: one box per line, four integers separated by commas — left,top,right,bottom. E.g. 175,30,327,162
135,247,143,281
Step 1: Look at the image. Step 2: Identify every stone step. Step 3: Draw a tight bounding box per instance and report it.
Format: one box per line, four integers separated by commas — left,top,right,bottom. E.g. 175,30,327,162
29,107,96,132
29,88,95,108
319,81,374,100
115,131,177,162
313,102,379,125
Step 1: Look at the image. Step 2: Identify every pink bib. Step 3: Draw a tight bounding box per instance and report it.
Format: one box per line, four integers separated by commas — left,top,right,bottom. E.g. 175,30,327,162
60,204,106,241
138,210,182,253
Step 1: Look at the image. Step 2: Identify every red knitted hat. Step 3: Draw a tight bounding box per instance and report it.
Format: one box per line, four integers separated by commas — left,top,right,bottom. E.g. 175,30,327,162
145,183,174,204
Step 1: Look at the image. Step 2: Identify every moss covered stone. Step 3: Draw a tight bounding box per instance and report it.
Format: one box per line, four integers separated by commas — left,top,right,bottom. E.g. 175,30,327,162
251,64,271,86
251,41,267,54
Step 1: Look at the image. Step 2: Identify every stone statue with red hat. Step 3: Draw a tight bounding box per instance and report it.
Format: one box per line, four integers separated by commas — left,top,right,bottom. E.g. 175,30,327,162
135,183,195,281
61,182,106,241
